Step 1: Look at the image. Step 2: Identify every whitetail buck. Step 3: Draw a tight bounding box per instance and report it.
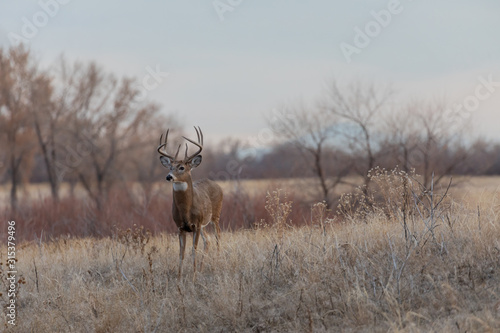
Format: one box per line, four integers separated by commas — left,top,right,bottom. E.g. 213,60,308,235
158,126,223,278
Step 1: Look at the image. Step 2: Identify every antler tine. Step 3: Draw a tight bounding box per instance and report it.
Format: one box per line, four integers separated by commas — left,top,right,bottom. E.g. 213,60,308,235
157,129,177,160
174,144,181,161
182,126,203,162
197,126,203,146
194,126,201,143
163,129,169,146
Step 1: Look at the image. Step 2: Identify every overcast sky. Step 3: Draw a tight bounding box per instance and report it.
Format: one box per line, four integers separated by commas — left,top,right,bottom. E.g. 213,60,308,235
1,0,499,144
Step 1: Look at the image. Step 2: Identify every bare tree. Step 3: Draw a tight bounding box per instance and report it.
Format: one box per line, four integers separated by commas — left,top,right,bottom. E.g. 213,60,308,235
381,99,470,188
382,102,421,173
0,46,39,210
322,80,392,194
408,100,469,188
57,60,160,214
29,70,63,201
268,102,349,207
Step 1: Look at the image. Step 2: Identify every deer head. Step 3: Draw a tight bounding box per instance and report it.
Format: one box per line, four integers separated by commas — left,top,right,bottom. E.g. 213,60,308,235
157,126,204,184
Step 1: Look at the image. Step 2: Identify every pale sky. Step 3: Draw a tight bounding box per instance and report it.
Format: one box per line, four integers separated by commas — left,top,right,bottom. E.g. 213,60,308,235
1,0,499,144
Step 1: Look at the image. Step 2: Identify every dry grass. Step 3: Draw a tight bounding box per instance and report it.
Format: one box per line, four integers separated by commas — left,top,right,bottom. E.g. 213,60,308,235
1,176,500,332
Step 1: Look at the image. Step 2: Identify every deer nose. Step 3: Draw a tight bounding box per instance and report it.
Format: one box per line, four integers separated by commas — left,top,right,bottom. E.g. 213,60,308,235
166,174,173,181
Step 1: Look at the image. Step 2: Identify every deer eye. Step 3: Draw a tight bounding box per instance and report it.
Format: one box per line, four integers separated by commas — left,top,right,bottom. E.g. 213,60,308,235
179,166,185,171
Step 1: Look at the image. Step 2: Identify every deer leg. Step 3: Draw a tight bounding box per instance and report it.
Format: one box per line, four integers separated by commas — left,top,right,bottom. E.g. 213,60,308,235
212,213,222,252
178,230,186,278
201,228,208,251
199,228,208,272
214,221,221,251
192,227,201,280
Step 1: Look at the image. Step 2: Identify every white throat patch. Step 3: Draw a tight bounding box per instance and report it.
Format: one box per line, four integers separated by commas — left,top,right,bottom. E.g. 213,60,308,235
173,182,188,192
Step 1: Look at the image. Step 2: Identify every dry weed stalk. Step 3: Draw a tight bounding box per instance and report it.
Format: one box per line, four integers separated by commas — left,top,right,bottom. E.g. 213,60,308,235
311,201,334,234
263,189,293,239
114,224,151,255
257,189,294,284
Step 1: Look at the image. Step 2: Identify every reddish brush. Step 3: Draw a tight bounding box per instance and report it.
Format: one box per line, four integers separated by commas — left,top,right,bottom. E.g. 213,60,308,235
1,185,314,242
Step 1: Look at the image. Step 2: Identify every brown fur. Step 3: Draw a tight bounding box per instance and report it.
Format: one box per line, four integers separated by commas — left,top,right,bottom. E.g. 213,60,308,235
159,130,223,279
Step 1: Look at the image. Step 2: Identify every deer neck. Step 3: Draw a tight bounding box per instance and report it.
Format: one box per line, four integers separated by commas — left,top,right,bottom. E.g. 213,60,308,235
172,178,194,214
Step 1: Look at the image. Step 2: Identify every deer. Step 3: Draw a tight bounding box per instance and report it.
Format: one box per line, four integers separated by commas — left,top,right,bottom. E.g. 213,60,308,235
157,126,223,279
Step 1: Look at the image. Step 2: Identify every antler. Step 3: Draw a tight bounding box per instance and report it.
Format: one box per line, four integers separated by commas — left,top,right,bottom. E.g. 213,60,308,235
182,126,203,162
157,129,182,161
158,127,203,162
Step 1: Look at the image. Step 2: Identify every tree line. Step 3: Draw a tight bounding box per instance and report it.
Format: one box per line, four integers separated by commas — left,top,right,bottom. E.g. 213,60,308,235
195,81,500,208
1,45,499,212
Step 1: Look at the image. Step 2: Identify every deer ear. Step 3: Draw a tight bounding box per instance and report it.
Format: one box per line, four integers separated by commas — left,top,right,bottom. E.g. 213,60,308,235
190,155,202,168
160,156,172,168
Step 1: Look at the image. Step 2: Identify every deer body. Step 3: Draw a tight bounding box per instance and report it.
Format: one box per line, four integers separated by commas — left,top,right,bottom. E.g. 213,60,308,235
172,179,222,232
158,127,222,278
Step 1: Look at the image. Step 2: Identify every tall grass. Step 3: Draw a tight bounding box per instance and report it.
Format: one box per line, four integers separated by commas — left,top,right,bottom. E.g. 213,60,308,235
1,175,499,331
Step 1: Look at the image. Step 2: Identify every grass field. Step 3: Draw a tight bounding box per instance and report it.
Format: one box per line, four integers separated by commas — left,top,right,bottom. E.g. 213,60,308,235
1,176,500,332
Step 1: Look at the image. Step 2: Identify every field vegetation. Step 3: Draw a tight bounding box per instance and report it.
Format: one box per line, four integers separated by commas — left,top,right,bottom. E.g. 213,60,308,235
1,174,499,332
